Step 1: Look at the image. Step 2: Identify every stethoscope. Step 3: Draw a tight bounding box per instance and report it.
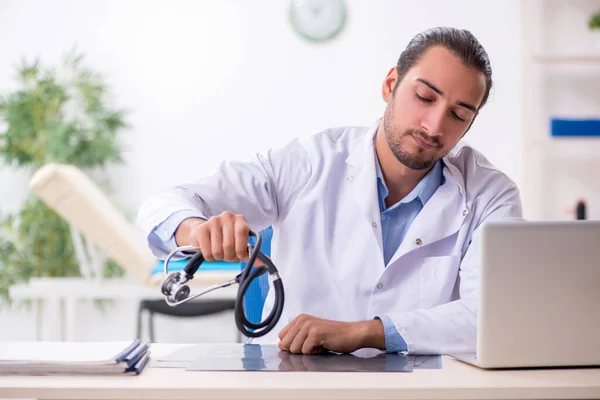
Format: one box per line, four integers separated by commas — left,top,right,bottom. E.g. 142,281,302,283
161,229,284,338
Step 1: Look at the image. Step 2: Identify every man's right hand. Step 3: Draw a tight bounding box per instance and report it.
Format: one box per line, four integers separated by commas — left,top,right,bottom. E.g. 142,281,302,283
174,212,251,262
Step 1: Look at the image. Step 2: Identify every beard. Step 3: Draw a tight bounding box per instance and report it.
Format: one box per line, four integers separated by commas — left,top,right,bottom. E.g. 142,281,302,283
383,103,442,171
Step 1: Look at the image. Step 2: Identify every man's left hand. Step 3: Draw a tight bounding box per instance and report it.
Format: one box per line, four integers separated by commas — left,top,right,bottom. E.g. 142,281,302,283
277,314,386,354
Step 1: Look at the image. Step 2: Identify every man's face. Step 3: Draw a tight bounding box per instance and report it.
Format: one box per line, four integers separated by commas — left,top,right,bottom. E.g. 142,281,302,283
382,45,487,170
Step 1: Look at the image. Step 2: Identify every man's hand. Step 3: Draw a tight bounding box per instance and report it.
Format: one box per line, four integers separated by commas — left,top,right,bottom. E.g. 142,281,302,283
174,212,251,262
277,314,386,355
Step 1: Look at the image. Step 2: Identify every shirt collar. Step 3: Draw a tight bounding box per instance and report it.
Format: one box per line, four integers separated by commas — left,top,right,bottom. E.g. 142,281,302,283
375,154,445,207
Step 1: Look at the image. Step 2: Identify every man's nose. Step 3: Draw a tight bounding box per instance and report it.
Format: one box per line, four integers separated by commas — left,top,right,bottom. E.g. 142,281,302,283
420,108,445,137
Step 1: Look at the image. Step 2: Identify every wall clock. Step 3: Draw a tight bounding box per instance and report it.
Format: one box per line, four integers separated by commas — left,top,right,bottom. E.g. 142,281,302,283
289,0,347,43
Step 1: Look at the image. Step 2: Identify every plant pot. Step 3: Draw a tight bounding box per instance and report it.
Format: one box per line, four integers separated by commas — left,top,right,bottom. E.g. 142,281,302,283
591,30,600,52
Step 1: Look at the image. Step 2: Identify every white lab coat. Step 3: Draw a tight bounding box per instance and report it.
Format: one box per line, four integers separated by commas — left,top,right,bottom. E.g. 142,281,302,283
137,119,523,354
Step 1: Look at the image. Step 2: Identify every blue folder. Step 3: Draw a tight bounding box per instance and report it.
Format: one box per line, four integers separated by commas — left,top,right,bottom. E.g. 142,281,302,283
550,118,600,137
151,259,242,276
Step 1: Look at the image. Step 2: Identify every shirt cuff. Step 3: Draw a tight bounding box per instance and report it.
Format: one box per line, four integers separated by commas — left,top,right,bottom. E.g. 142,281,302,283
148,210,206,258
375,315,408,354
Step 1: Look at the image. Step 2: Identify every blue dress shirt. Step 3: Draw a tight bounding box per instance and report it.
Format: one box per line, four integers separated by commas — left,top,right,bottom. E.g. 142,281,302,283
148,154,445,354
374,157,445,353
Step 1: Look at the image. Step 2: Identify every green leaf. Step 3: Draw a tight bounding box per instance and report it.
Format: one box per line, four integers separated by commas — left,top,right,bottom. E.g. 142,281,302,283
589,12,600,29
17,58,41,83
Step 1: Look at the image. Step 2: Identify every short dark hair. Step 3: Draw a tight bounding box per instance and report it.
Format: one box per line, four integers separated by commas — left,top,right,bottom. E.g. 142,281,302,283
394,26,493,110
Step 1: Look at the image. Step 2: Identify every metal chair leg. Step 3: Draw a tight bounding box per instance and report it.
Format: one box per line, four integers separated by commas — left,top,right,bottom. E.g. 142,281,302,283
149,311,155,342
136,303,143,339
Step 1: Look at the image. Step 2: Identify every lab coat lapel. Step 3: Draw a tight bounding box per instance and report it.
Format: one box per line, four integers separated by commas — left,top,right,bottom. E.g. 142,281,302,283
386,165,467,265
345,123,383,254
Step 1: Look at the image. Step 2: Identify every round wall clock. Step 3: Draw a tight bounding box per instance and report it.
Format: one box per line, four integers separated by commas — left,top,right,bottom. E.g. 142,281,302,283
289,0,347,43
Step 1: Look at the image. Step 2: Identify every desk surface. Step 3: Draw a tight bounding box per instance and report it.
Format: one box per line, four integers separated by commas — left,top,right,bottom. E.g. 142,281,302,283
1,343,599,400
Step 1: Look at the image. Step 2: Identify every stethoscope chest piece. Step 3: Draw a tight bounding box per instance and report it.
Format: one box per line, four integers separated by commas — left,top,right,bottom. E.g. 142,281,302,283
161,272,191,303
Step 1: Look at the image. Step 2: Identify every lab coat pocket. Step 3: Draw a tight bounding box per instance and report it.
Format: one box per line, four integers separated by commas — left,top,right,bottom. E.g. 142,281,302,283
419,255,461,309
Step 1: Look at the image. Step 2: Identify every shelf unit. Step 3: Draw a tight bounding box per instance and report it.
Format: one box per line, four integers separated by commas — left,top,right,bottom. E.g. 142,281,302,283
532,55,600,63
520,0,600,221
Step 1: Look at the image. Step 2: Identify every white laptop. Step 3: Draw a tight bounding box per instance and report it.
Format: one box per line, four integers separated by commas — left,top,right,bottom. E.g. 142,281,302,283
451,220,600,369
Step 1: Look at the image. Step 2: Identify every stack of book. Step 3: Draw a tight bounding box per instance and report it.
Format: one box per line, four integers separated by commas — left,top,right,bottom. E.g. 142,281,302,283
0,339,150,375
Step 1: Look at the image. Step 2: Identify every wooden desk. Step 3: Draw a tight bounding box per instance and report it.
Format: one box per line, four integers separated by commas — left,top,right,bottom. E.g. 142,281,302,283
0,343,599,400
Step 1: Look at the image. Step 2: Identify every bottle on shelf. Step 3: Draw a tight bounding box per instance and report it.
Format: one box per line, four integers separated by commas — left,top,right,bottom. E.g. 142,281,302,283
576,199,587,220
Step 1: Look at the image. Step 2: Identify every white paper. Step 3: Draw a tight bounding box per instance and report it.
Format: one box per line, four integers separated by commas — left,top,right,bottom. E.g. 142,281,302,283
0,341,135,365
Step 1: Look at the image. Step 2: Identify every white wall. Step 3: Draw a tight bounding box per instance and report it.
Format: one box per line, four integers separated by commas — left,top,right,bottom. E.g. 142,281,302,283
0,0,524,342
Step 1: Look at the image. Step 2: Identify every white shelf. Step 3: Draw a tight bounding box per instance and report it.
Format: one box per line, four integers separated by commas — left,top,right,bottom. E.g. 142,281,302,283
532,55,600,63
528,137,600,143
526,137,600,154
520,1,600,221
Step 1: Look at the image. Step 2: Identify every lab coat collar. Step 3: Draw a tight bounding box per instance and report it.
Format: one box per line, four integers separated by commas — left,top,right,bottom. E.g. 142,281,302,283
344,118,469,261
345,118,467,205
345,118,379,169
442,146,468,199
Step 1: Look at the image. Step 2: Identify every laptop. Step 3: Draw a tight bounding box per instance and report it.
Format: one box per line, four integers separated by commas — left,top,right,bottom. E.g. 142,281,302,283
450,220,600,369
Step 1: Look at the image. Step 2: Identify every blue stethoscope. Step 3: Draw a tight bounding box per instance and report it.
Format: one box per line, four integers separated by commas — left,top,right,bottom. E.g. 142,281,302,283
160,229,284,338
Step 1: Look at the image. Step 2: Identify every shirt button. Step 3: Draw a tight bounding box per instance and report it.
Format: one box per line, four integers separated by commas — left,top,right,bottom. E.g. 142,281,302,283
415,238,422,246
346,176,354,182
376,283,384,289
380,214,386,221
372,221,378,227
462,209,468,216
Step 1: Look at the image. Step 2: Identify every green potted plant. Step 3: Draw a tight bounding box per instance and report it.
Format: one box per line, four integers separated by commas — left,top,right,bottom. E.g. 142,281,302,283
0,50,128,305
588,11,600,50
589,11,600,30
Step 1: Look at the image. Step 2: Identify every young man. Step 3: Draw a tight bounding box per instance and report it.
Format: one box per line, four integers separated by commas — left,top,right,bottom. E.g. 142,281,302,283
137,27,523,355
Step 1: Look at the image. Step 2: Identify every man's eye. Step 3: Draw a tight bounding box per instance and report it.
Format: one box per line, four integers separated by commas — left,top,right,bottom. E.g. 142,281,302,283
452,112,466,122
415,93,432,103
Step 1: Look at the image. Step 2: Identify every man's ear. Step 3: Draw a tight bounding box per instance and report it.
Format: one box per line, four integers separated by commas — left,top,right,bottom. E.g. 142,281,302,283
382,67,399,102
